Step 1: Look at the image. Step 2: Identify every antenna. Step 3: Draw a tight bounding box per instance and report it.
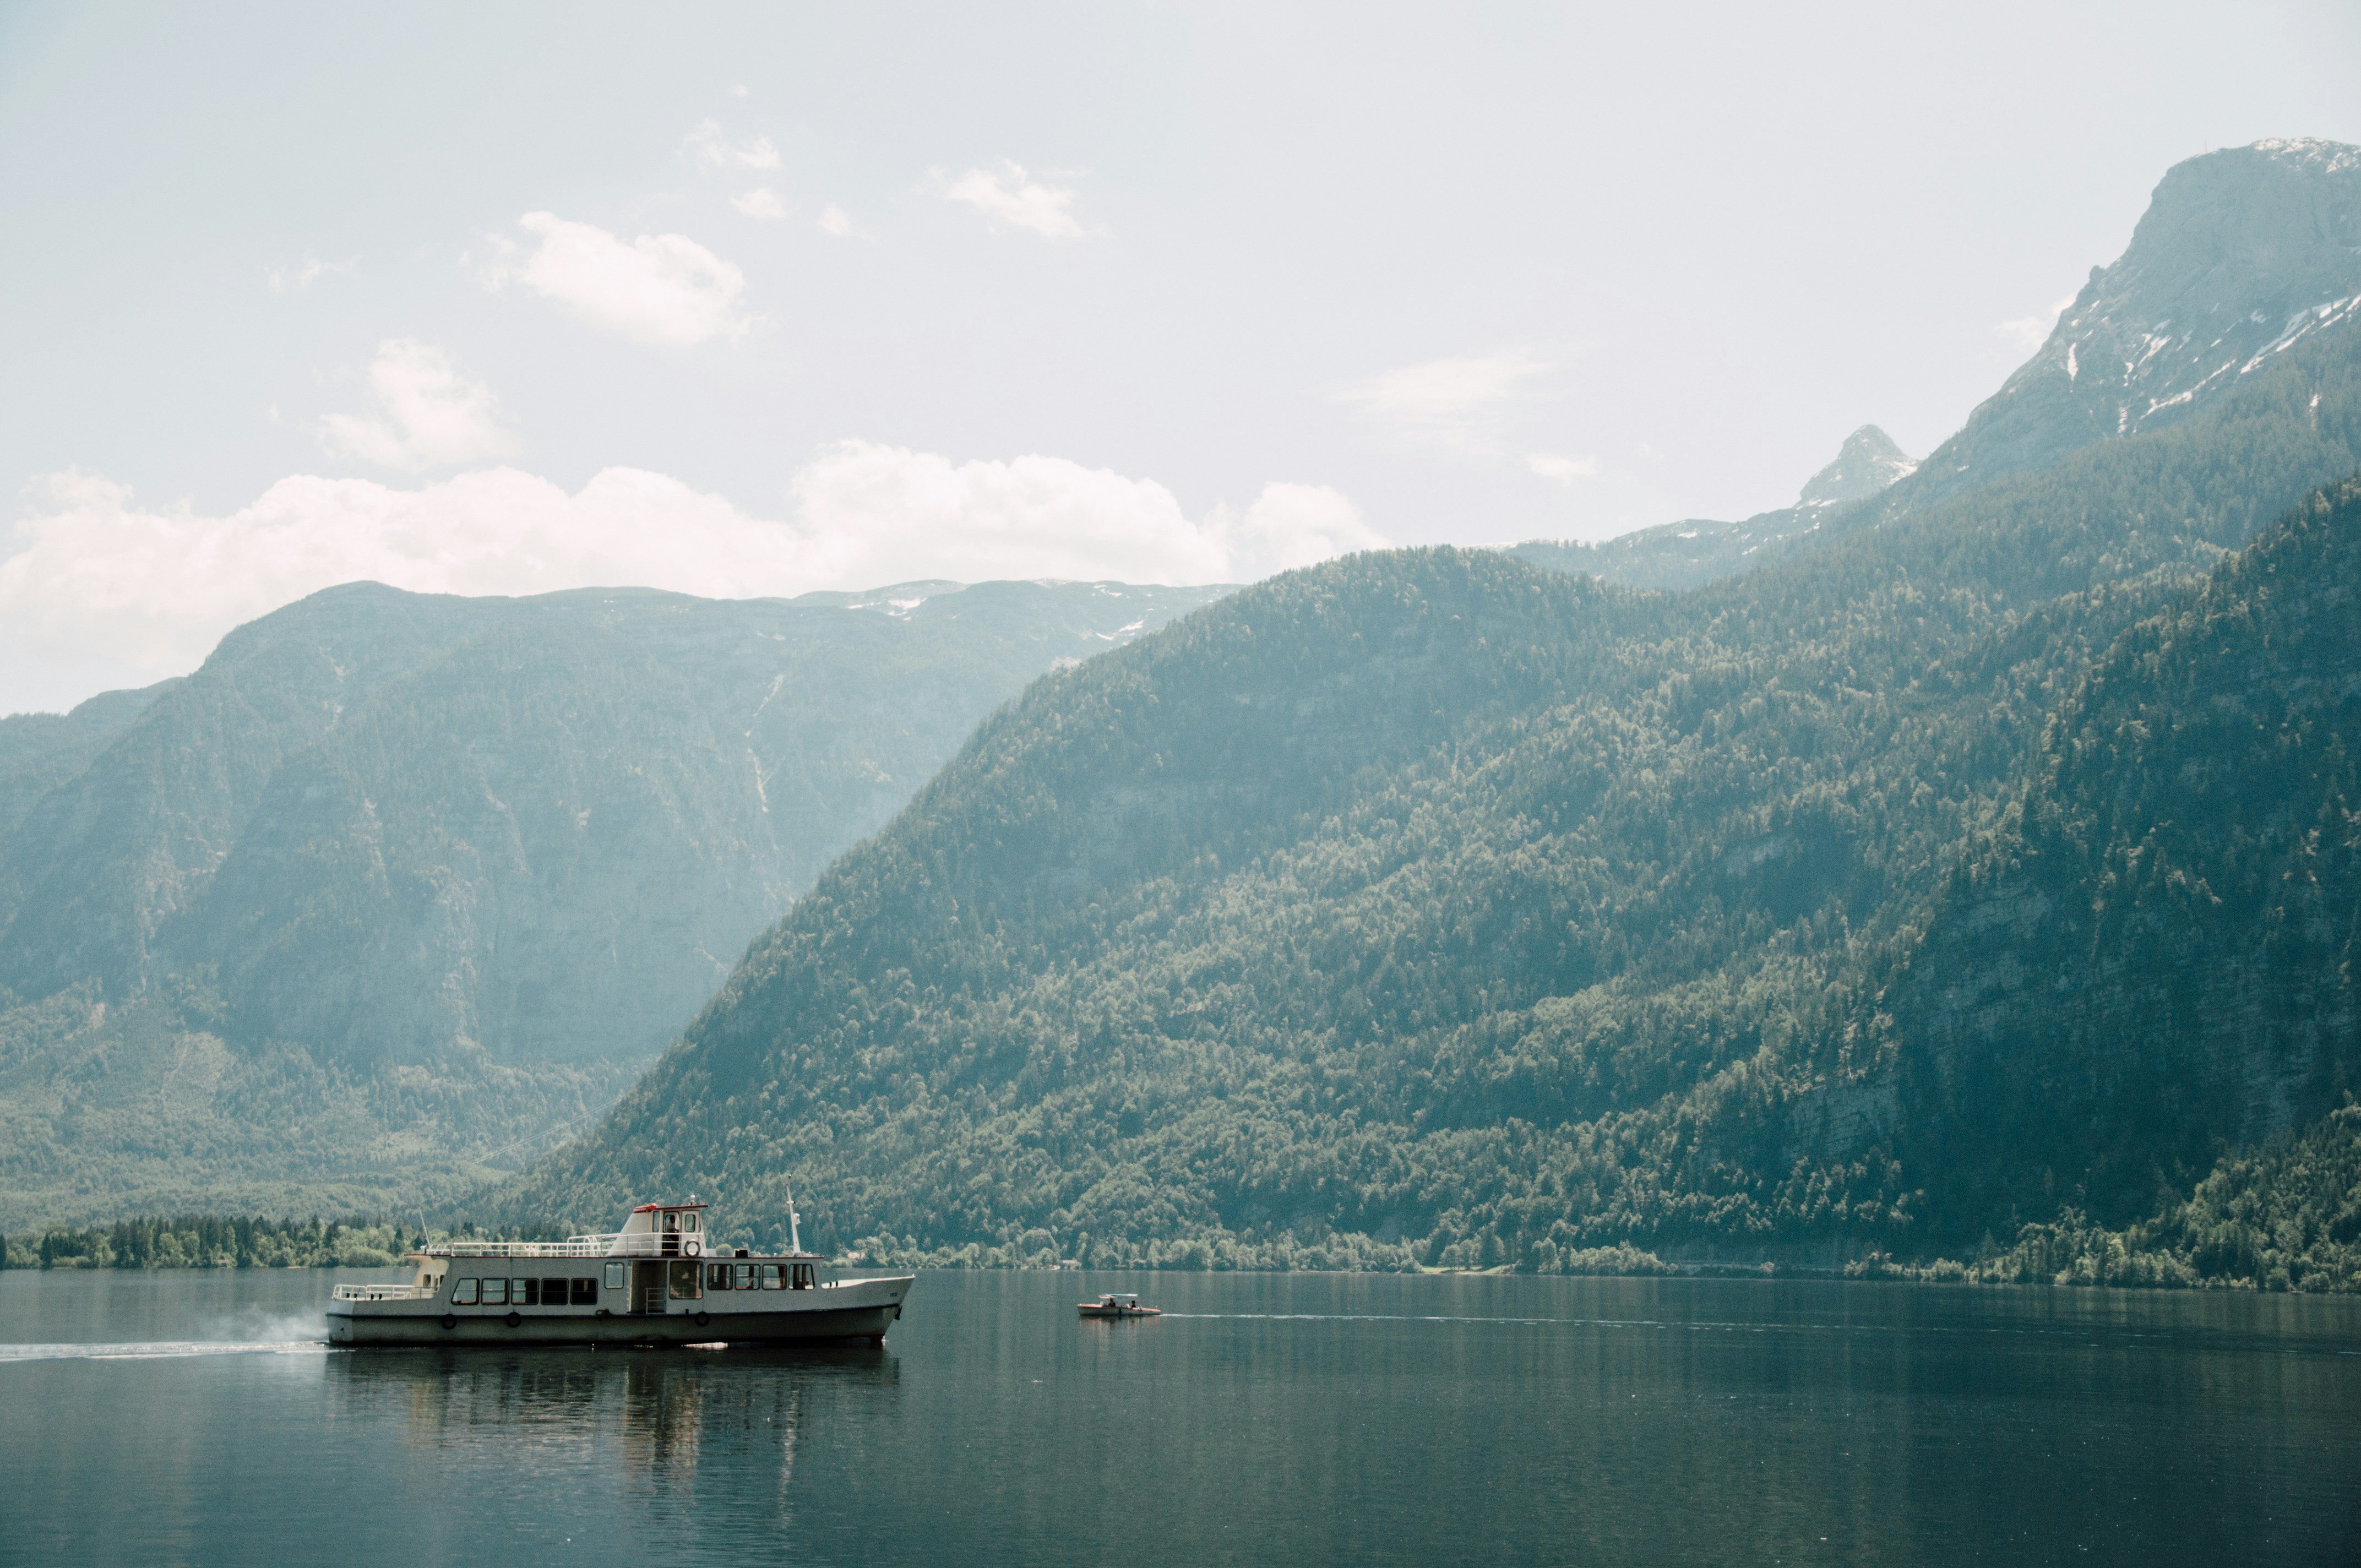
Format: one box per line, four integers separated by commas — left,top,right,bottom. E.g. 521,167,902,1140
786,1184,803,1257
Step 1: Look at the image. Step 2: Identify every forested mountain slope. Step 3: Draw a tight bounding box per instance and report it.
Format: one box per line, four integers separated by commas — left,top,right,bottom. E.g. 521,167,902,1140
0,577,1227,1226
1886,476,2361,1235
512,315,2361,1262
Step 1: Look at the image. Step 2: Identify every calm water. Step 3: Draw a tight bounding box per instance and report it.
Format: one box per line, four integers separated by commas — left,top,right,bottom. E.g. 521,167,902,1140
2,1268,2356,1565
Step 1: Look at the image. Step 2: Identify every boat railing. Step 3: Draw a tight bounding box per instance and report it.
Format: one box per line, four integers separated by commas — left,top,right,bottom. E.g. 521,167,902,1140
331,1282,434,1301
426,1233,687,1260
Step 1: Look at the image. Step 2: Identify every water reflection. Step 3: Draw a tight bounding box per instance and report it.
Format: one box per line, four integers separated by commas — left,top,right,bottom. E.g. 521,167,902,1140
329,1346,900,1514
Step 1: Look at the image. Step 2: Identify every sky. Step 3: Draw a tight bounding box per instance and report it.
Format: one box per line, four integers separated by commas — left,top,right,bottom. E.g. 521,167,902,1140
3,1,2358,715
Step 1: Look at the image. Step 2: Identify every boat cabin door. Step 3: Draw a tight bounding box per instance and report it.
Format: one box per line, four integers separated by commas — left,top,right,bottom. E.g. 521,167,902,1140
633,1261,665,1315
658,1208,701,1257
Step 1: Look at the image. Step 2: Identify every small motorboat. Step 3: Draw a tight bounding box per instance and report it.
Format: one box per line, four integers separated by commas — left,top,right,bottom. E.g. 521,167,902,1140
1077,1292,1161,1319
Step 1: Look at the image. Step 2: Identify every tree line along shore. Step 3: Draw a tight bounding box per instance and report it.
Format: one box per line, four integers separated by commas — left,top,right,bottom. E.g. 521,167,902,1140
9,1103,2357,1294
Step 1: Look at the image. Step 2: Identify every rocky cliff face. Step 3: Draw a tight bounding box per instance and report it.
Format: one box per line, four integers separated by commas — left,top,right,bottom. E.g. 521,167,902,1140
1797,426,1918,507
1516,139,2361,592
1894,138,2361,513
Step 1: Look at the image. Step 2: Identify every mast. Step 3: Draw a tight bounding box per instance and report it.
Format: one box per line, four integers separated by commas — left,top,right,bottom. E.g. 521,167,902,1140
786,1184,803,1257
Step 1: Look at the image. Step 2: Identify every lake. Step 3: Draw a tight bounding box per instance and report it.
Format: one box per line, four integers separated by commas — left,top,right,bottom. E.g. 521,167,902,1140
2,1267,2355,1565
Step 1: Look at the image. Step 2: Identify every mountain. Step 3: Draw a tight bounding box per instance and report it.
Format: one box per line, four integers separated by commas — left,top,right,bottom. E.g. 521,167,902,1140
1900,138,2361,512
512,257,2361,1265
1516,138,2361,595
1510,426,1918,591
0,576,1230,1226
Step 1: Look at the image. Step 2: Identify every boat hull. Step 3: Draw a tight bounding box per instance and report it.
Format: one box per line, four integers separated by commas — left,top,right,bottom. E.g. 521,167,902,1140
328,1276,913,1348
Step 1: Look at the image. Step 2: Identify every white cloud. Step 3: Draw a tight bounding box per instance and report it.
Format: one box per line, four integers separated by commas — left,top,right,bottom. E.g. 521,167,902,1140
268,253,355,292
816,203,865,239
1204,483,1386,577
1525,451,1598,484
482,212,751,346
1,448,1383,706
785,443,1364,584
733,187,788,221
1995,295,2078,354
683,117,781,171
317,340,520,471
938,161,1091,240
1333,349,1549,454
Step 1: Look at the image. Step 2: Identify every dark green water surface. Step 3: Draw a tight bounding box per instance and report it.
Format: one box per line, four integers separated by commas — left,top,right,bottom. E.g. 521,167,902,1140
3,1268,2355,1564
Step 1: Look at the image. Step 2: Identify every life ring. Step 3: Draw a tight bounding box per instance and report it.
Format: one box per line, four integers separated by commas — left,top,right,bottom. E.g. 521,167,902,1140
685,1239,702,1257
440,1314,458,1331
506,1311,523,1328
695,1311,710,1327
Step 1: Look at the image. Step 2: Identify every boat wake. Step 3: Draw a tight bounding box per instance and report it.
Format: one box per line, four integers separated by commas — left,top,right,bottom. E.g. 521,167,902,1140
0,1339,328,1363
1158,1313,1579,1326
1151,1313,2361,1354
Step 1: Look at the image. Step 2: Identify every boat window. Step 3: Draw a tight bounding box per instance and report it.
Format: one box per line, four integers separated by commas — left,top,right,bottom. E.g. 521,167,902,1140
516,1278,539,1306
706,1262,730,1291
667,1261,702,1300
452,1278,478,1305
791,1264,814,1290
571,1278,598,1305
733,1264,754,1290
604,1262,626,1291
482,1278,509,1305
760,1265,785,1289
542,1277,568,1303
683,1213,699,1233
663,1212,679,1233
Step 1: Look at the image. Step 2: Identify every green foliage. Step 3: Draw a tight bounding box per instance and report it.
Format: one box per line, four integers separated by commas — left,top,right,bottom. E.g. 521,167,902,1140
1534,1241,1681,1277
5,1214,410,1270
512,331,2361,1269
2149,1102,2361,1291
1972,1211,2200,1289
0,1213,585,1271
1972,1103,2361,1292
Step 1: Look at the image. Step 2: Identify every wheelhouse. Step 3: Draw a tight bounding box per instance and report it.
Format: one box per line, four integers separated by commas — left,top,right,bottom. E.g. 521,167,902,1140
622,1202,709,1257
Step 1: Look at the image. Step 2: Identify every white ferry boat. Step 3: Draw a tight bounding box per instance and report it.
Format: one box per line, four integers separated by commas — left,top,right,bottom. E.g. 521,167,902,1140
326,1200,912,1347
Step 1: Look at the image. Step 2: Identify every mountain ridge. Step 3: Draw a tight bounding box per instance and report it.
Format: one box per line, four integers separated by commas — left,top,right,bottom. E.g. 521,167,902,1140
1509,424,1917,591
